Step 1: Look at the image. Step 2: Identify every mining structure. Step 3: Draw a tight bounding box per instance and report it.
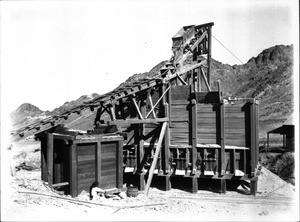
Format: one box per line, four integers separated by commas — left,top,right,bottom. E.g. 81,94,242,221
12,22,260,197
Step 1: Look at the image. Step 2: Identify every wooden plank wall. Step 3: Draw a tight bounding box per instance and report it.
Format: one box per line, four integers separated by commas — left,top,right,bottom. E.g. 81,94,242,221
100,142,118,189
170,85,191,145
77,143,96,193
224,103,250,147
197,104,220,144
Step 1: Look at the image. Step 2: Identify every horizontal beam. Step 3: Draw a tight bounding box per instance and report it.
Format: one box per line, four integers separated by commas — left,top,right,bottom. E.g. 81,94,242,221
52,182,69,187
36,133,75,141
167,60,206,82
108,117,169,125
195,22,214,29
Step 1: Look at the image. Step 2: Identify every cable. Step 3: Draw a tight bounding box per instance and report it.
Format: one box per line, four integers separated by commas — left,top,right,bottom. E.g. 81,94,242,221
212,35,244,65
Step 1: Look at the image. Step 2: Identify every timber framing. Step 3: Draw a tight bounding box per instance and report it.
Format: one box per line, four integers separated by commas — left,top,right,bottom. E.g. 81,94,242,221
11,22,260,196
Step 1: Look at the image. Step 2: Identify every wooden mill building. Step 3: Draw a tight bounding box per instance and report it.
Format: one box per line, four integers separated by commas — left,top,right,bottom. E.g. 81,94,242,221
12,22,260,197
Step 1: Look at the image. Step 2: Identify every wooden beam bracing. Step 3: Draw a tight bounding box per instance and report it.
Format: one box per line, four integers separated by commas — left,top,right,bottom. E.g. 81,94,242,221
108,117,168,126
145,85,170,119
176,73,188,85
190,30,208,52
145,122,168,196
147,91,157,119
131,96,144,120
200,67,211,91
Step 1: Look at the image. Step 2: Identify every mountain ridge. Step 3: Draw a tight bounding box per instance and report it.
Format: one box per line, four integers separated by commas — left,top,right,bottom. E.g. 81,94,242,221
11,44,294,141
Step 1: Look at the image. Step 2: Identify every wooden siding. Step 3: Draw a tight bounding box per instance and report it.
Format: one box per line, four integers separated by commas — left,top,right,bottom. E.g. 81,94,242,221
77,143,96,193
197,104,220,144
170,85,191,145
100,142,118,189
224,104,250,147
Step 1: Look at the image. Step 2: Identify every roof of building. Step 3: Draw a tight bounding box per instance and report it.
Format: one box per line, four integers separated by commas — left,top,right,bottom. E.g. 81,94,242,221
268,125,295,135
172,25,195,39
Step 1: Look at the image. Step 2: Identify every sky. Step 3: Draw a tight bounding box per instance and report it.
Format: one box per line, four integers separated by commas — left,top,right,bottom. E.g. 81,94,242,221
0,0,298,114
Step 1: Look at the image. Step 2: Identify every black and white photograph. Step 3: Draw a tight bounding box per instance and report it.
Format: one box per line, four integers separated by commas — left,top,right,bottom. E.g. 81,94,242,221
0,0,299,221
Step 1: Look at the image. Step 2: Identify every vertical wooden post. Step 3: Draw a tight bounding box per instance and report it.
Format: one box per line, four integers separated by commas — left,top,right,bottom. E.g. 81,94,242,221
250,177,258,196
138,173,146,191
255,103,259,167
220,102,226,175
207,26,212,87
232,149,236,174
168,86,172,128
162,83,170,174
138,98,146,172
136,127,144,173
220,179,226,194
69,143,77,197
163,113,170,174
191,69,197,92
164,175,171,191
198,67,201,92
47,133,54,185
117,140,123,189
250,102,256,176
215,148,219,174
41,138,48,181
192,177,198,193
96,141,101,185
243,149,247,175
191,98,197,173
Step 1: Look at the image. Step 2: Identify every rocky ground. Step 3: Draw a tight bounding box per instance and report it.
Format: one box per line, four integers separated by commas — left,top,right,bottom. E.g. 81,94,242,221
1,141,298,221
2,165,298,221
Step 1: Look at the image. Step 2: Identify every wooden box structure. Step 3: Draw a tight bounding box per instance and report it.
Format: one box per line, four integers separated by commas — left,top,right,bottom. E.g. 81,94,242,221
13,22,260,195
35,126,123,197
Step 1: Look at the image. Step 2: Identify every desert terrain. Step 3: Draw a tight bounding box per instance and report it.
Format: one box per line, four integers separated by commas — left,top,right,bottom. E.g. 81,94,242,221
1,141,298,221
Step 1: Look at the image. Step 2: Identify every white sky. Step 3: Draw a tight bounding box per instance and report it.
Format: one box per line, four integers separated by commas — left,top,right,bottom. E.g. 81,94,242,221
0,0,298,114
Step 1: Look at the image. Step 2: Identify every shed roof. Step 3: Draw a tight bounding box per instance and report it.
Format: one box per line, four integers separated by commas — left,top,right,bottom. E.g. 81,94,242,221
268,125,295,135
172,25,195,39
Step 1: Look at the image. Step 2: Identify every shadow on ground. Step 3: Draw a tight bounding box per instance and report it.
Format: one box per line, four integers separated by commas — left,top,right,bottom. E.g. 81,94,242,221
123,173,251,195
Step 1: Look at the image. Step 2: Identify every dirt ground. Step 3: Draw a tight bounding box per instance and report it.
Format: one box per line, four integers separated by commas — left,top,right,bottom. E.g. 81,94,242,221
1,167,298,221
1,142,299,221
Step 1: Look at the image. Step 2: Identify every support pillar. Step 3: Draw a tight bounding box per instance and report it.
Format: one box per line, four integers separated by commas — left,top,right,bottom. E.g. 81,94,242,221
221,179,226,194
165,175,172,191
250,177,258,196
138,173,146,191
192,177,198,193
47,133,54,185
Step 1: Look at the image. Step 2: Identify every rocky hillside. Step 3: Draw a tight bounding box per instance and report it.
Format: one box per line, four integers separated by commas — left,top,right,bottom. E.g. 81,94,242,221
10,103,48,130
211,45,294,139
11,45,294,141
11,94,100,131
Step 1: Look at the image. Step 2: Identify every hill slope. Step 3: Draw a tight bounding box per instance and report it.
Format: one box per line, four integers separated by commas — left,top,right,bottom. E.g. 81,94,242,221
11,45,294,141
210,45,294,138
